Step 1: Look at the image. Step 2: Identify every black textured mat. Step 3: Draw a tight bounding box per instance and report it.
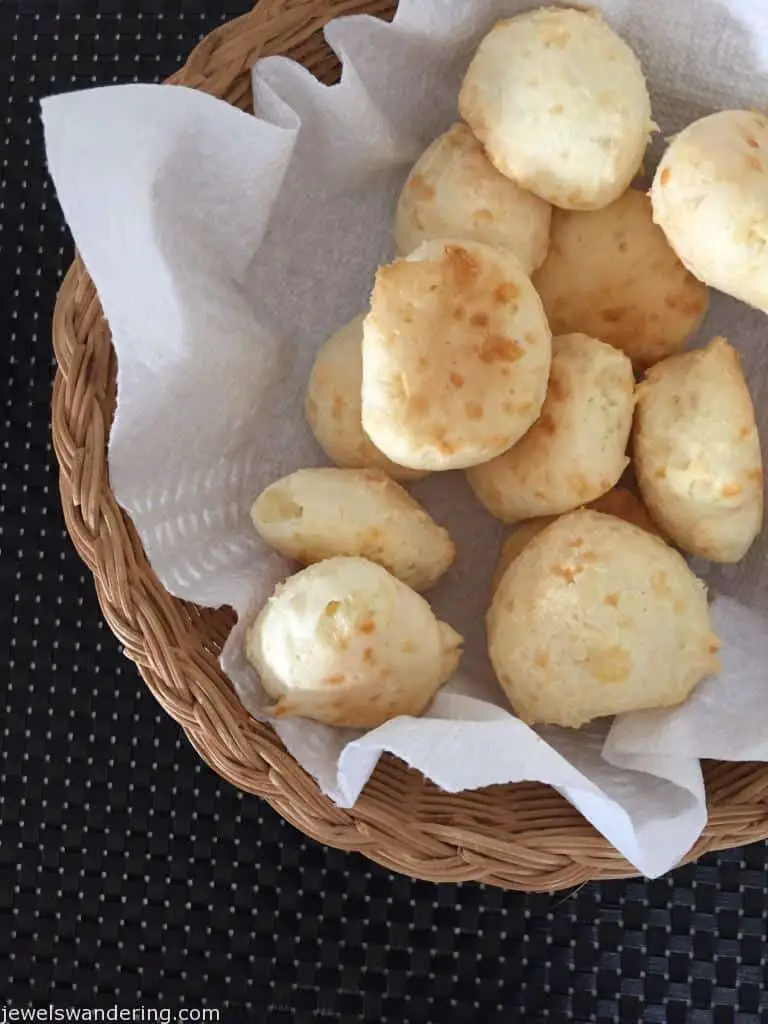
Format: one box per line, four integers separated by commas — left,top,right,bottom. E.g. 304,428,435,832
2,2,768,1021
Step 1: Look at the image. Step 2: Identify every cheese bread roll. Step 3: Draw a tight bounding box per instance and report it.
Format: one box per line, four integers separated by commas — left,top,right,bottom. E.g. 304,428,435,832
394,122,551,273
459,7,652,210
634,337,763,562
467,334,634,522
533,189,709,368
246,557,462,728
487,511,718,728
651,110,768,312
305,314,425,483
251,468,455,591
362,240,552,471
490,488,659,595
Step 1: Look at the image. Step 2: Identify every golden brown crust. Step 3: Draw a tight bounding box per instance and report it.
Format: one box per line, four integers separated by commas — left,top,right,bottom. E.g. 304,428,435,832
362,240,552,470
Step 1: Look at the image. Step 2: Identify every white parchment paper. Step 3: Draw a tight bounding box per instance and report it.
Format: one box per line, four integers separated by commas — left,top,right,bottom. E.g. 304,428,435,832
42,0,768,878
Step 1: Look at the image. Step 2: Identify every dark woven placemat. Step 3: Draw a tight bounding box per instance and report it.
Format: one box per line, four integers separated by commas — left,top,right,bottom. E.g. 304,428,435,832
2,2,768,1021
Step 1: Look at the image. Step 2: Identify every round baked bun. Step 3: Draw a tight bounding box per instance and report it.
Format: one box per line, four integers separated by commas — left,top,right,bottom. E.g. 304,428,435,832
651,110,768,311
305,314,425,483
459,7,653,210
394,122,551,274
251,467,455,591
634,337,764,562
467,333,634,522
362,240,552,471
245,557,463,728
533,188,709,368
487,511,719,728
490,488,659,595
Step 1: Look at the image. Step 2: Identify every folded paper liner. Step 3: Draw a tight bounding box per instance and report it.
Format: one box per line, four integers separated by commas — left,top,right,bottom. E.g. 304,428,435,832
43,0,768,878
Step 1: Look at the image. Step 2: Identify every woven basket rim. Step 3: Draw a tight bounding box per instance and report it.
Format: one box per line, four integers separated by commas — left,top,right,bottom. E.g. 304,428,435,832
50,0,768,891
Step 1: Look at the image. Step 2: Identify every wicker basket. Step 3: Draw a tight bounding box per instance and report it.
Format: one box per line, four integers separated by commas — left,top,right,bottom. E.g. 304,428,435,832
51,0,768,891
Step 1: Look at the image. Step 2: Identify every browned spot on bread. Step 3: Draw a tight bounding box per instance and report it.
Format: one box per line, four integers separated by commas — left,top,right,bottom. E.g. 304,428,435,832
470,311,489,328
603,306,627,323
674,598,686,614
411,209,425,230
502,401,515,414
654,467,667,480
363,647,376,665
652,571,671,596
660,167,671,186
449,372,464,389
445,244,481,288
402,639,417,654
465,401,483,421
747,467,764,482
617,240,628,253
408,173,435,200
566,190,581,205
549,103,564,115
325,673,345,686
580,551,599,565
604,593,620,607
588,645,631,684
431,425,455,455
552,563,583,583
746,134,760,148
721,482,742,497
331,394,345,420
409,394,429,418
479,335,524,364
568,537,584,548
324,601,341,616
418,355,428,368
494,281,520,304
534,650,550,668
739,425,753,439
473,208,494,223
358,618,376,635
748,153,764,171
453,305,466,321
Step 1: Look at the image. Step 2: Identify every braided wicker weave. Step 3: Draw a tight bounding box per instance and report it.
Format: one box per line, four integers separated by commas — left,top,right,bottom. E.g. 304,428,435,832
51,0,768,891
